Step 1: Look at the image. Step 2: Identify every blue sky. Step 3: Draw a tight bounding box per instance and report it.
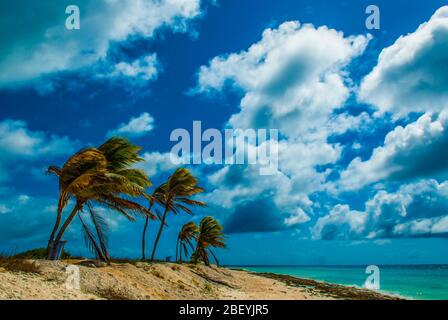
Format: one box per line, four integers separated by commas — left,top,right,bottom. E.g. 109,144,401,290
1,0,448,265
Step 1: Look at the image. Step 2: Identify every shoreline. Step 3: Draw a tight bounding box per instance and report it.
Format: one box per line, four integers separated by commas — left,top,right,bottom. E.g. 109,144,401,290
250,271,404,300
0,259,403,300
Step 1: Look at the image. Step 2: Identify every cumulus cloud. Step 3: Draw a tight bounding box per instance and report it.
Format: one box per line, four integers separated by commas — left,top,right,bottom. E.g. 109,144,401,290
0,0,203,89
102,54,160,83
0,119,76,158
314,179,448,239
137,151,180,178
0,119,78,181
359,6,448,116
196,21,370,137
339,111,448,191
364,179,448,238
192,20,372,234
313,205,367,240
202,164,314,234
108,112,155,138
193,21,371,233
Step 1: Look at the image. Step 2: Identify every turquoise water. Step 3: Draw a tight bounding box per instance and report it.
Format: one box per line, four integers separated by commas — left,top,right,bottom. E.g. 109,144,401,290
235,265,448,300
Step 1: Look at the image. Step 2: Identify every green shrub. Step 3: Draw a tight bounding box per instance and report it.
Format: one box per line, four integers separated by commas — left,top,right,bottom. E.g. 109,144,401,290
14,248,71,260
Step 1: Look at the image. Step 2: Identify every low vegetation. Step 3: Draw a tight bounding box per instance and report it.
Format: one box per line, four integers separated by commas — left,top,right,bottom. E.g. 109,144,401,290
0,255,41,274
14,248,71,260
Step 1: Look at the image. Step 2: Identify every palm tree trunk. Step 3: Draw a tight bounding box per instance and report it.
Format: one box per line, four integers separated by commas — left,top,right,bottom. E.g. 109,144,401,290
50,201,82,259
192,240,200,264
150,206,169,262
47,198,64,259
142,216,150,261
141,203,154,261
78,213,106,261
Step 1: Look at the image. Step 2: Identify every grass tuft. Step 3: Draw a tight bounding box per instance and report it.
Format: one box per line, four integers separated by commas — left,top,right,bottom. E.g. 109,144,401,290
203,282,213,293
97,287,131,300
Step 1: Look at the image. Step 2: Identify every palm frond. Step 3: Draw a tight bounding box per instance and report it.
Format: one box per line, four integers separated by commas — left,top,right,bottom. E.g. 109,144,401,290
87,203,109,256
78,212,104,260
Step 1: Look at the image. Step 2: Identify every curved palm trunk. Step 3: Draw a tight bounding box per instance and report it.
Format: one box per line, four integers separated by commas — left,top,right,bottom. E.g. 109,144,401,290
47,198,65,259
150,206,169,262
142,216,150,261
47,208,62,258
50,201,82,259
141,203,154,261
78,213,106,261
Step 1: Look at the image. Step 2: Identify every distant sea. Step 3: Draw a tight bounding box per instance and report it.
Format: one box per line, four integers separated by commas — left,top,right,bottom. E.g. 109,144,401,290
232,265,448,300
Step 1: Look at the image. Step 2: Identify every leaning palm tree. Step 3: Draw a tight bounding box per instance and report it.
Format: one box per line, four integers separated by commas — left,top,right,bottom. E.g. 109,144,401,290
192,216,226,267
176,221,199,263
150,168,206,262
47,137,154,260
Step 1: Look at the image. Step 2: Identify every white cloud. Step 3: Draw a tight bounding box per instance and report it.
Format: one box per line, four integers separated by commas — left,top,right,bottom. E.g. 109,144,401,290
0,119,78,182
0,119,76,158
277,139,340,194
359,6,448,116
202,163,314,233
137,151,179,177
196,21,370,138
313,204,367,240
105,54,160,82
365,179,448,238
339,111,448,191
0,0,203,89
193,21,372,233
314,179,448,239
284,208,311,226
108,112,155,138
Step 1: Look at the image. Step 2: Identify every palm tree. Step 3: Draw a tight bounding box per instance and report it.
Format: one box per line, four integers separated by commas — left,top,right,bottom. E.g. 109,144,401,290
176,221,199,263
47,137,154,260
192,216,226,267
46,148,105,258
150,168,206,262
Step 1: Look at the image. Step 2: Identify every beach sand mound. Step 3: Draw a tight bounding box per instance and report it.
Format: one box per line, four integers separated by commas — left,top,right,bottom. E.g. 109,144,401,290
0,260,400,300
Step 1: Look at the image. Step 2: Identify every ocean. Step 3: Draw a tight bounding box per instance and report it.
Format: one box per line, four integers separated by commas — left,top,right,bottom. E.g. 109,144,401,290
235,265,448,300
